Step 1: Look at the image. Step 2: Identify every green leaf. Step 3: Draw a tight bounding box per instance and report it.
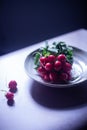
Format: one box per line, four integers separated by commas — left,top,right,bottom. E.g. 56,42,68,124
66,49,73,58
34,65,39,70
44,51,50,57
66,55,73,64
48,48,58,54
52,42,57,46
34,52,40,65
45,40,49,49
56,42,66,49
42,48,47,56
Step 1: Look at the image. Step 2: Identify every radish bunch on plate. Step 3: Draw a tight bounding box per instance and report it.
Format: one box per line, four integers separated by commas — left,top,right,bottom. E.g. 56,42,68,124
34,41,73,83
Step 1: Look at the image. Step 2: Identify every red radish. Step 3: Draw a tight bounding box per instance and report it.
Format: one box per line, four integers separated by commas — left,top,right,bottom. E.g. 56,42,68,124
49,72,58,82
67,72,72,80
57,54,66,63
60,72,68,81
47,55,56,63
43,74,50,81
39,56,48,65
5,92,14,100
45,63,53,71
54,60,62,71
63,62,72,72
8,80,17,92
37,66,46,73
37,66,47,77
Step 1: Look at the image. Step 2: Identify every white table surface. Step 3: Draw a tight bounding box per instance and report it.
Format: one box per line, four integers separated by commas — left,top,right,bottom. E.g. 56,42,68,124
0,28,87,130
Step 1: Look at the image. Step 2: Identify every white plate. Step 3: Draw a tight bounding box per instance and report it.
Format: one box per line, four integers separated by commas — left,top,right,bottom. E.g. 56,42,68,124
24,46,87,88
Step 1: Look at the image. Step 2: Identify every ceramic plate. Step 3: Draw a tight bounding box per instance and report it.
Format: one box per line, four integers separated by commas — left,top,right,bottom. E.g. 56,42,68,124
24,46,87,88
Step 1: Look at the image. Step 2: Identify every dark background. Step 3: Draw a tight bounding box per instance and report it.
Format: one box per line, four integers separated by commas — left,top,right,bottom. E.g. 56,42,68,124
0,0,87,55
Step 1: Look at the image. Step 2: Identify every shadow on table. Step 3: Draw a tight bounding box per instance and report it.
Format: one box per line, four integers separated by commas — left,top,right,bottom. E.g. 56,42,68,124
76,122,87,130
30,80,87,110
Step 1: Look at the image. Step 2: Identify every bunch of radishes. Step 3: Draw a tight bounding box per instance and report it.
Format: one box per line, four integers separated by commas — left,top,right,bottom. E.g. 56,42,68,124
37,54,72,83
34,41,73,83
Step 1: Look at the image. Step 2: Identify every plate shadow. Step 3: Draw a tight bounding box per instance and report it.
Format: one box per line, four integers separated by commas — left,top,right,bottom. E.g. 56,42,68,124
30,80,87,110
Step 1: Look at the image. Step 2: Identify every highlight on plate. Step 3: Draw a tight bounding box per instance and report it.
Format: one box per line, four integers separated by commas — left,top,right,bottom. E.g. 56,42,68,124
34,41,73,84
